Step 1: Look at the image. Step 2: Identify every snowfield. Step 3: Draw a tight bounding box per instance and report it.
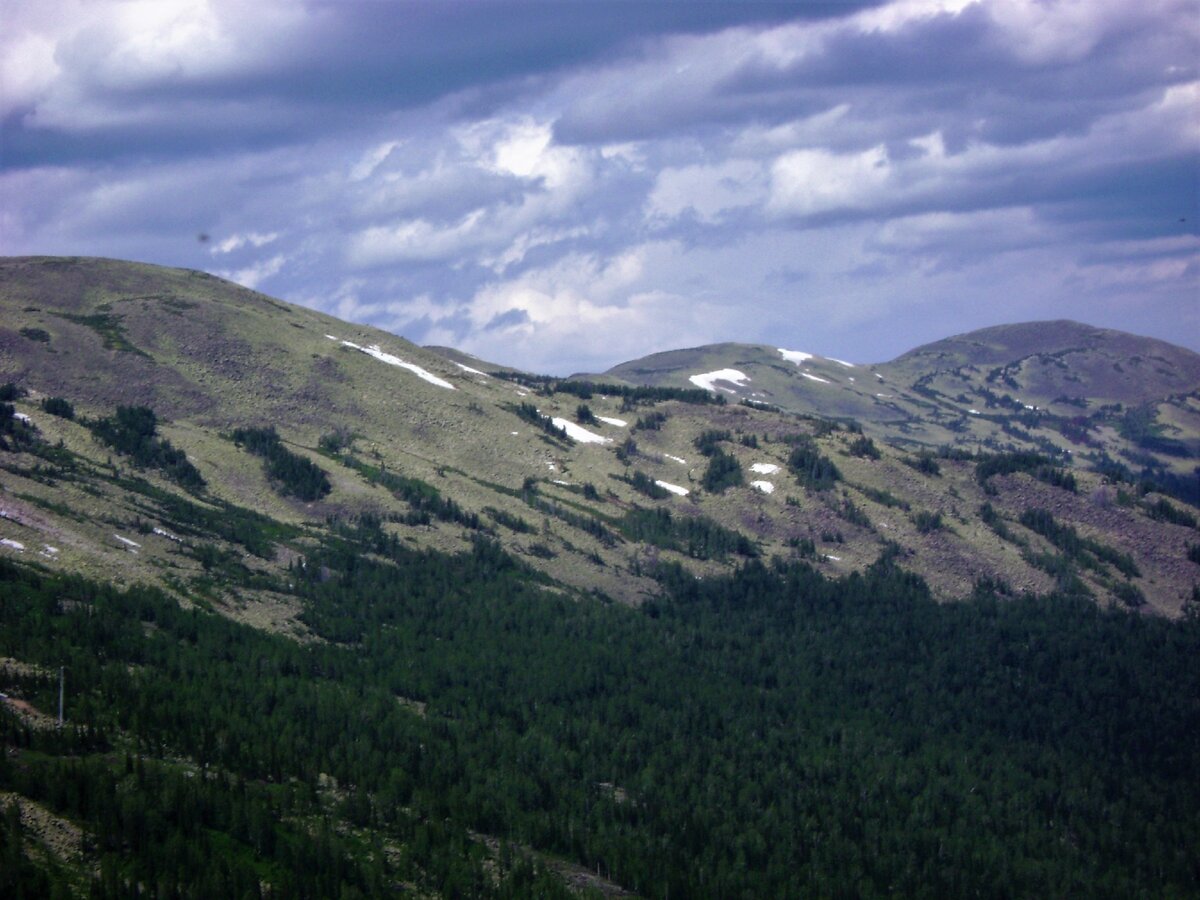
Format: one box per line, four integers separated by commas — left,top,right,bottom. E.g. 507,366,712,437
689,368,750,393
827,358,855,368
800,372,831,384
454,362,488,377
114,534,141,549
655,480,690,496
750,481,775,494
778,348,813,364
664,454,688,465
750,462,780,475
0,539,25,552
328,336,455,389
597,416,627,427
550,418,612,444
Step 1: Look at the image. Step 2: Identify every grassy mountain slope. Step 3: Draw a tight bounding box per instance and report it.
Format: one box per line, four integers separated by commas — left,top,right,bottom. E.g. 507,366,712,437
1,256,1198,618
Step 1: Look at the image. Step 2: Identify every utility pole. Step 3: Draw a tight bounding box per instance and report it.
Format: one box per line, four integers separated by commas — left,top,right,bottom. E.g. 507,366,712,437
58,666,64,727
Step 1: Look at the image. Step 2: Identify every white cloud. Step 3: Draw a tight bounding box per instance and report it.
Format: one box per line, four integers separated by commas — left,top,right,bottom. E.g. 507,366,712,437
768,145,892,217
647,159,767,223
211,231,278,254
217,253,285,289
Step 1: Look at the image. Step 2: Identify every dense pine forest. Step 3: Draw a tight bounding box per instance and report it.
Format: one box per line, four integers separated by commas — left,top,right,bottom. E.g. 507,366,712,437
3,511,1198,897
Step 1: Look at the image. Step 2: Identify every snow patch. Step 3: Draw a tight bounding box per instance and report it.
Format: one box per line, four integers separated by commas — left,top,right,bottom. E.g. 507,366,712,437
113,534,141,549
655,480,690,497
778,348,813,365
337,338,455,390
827,358,855,368
0,539,25,552
551,479,572,486
968,409,980,415
750,463,781,475
825,554,841,562
13,412,32,424
550,418,612,444
689,368,750,393
596,416,628,427
801,372,831,384
40,545,58,558
153,527,181,542
874,372,884,380
664,454,688,465
511,431,519,436
455,362,488,377
750,480,775,494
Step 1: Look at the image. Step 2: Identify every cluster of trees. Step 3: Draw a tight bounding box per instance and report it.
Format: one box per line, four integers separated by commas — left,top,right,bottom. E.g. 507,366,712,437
787,437,841,490
619,507,757,560
230,425,331,501
627,469,670,500
1019,507,1140,581
975,450,1076,493
512,402,570,444
90,405,205,491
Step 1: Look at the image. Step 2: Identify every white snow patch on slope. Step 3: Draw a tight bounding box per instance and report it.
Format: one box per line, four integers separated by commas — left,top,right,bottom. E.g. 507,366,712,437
664,454,688,465
689,368,750,393
153,527,181,542
13,412,32,424
331,337,456,389
41,545,58,557
655,480,690,496
750,463,780,475
801,372,831,384
969,409,980,415
825,554,841,562
348,341,455,390
455,362,488,377
827,358,855,368
750,480,775,494
114,534,140,549
551,479,572,486
597,416,627,427
778,348,813,364
551,418,612,444
0,539,25,552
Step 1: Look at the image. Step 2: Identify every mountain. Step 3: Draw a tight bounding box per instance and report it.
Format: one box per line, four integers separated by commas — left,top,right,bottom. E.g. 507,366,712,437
1,257,1199,897
603,323,1200,478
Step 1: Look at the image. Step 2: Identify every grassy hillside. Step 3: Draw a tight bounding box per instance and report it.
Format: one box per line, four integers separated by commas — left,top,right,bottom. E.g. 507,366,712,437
2,256,1198,618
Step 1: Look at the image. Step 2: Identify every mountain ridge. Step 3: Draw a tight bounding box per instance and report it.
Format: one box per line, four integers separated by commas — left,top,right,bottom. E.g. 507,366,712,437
1,255,1197,617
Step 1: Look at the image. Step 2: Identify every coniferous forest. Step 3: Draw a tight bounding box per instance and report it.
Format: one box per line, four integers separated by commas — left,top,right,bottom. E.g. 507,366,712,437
2,511,1198,898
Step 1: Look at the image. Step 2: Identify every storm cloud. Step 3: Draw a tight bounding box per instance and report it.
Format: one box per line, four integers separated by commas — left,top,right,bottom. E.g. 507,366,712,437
2,0,1196,373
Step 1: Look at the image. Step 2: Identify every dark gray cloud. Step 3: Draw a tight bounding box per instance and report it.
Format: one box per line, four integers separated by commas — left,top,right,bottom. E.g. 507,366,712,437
1,0,1196,374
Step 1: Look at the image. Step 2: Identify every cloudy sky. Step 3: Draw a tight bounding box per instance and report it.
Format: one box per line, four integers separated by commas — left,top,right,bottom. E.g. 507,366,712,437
2,0,1197,373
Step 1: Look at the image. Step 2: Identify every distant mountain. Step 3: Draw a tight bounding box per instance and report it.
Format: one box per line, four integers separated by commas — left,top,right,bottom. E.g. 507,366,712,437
2,257,1198,897
602,323,1200,475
